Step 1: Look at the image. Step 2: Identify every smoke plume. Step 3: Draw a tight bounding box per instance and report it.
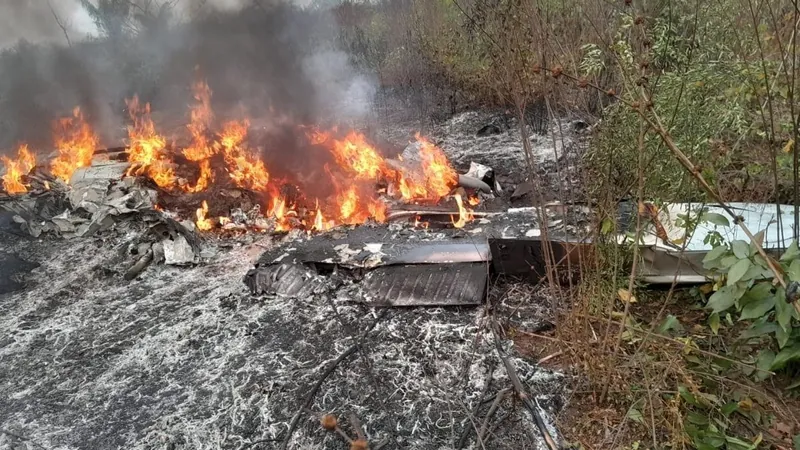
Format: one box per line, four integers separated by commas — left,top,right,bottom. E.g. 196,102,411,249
0,0,377,162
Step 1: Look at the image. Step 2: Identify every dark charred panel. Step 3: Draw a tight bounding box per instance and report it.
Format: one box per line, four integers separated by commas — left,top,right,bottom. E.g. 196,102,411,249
361,262,487,306
489,238,589,279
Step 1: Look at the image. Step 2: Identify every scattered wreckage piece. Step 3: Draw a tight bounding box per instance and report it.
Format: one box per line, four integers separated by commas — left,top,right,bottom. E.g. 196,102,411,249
2,157,209,281
633,202,798,284
361,263,487,306
245,205,593,305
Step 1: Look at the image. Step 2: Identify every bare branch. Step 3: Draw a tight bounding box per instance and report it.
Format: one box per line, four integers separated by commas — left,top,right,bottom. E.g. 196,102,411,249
47,0,72,47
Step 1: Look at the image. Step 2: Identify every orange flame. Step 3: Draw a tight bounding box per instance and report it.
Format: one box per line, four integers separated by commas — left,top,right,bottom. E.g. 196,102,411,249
268,195,292,231
218,120,270,191
468,195,480,206
451,193,474,228
329,131,389,180
335,186,386,224
126,96,175,187
307,127,332,145
1,144,36,194
312,200,333,231
51,107,98,183
414,133,457,199
183,80,216,162
187,159,213,193
196,200,214,231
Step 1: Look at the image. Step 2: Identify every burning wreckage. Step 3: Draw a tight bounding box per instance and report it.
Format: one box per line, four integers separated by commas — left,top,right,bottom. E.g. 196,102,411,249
1,82,576,450
2,78,791,449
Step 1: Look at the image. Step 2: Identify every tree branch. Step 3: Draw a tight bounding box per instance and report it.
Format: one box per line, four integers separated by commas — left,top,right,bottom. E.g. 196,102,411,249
47,0,72,47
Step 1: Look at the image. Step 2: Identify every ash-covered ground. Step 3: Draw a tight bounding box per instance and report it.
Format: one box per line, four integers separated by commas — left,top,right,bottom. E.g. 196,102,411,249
1,223,565,450
1,108,583,450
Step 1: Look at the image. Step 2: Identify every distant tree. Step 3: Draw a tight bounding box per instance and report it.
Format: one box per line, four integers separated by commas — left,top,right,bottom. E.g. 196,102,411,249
131,1,175,37
79,0,132,41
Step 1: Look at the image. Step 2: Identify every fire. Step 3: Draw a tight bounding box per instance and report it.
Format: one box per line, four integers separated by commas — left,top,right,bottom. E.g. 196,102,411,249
451,193,474,229
368,199,387,222
219,120,270,191
468,195,480,206
414,133,457,199
21,76,472,233
307,127,332,145
269,195,292,231
125,96,175,188
196,200,214,231
51,107,98,183
398,174,428,201
183,80,216,162
187,159,213,193
329,131,389,180
312,200,332,231
1,144,36,194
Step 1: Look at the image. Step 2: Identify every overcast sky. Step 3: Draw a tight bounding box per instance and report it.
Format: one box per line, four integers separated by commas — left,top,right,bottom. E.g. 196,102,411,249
0,0,96,49
0,0,315,50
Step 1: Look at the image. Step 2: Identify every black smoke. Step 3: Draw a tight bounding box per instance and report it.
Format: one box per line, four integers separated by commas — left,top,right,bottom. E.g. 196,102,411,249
0,1,376,160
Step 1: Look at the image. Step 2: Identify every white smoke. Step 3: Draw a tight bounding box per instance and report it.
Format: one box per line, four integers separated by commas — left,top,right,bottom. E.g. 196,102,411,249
302,50,377,123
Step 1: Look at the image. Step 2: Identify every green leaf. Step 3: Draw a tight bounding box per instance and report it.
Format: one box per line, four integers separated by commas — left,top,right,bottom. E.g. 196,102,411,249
658,314,683,334
739,320,778,340
679,385,700,407
709,312,720,335
770,344,800,370
704,245,728,264
739,295,775,320
600,217,614,235
781,240,800,261
776,325,790,348
775,288,795,332
740,263,765,282
744,281,773,301
732,240,750,259
700,432,727,448
720,255,740,270
726,435,757,450
721,402,739,416
626,407,644,424
727,259,752,285
793,433,799,450
706,285,742,313
755,349,775,381
703,212,730,227
788,259,800,282
687,411,709,425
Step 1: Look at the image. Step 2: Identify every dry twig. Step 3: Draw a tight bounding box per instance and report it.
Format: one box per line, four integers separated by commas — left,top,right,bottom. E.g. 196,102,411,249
490,320,559,450
279,311,386,449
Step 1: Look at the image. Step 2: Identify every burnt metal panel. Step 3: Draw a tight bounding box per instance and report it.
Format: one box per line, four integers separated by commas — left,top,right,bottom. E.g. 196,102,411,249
243,263,319,298
390,243,490,265
361,262,487,306
489,238,589,278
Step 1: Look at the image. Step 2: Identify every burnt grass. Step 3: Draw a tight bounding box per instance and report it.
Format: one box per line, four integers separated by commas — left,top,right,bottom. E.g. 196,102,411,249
0,221,567,449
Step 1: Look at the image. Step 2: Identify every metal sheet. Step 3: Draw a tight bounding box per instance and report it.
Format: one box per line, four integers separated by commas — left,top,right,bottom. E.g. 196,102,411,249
641,203,797,252
390,243,490,265
361,262,487,306
488,238,588,278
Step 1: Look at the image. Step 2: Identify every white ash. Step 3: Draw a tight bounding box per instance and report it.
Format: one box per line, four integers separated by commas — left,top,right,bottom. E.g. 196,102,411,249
1,223,567,450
